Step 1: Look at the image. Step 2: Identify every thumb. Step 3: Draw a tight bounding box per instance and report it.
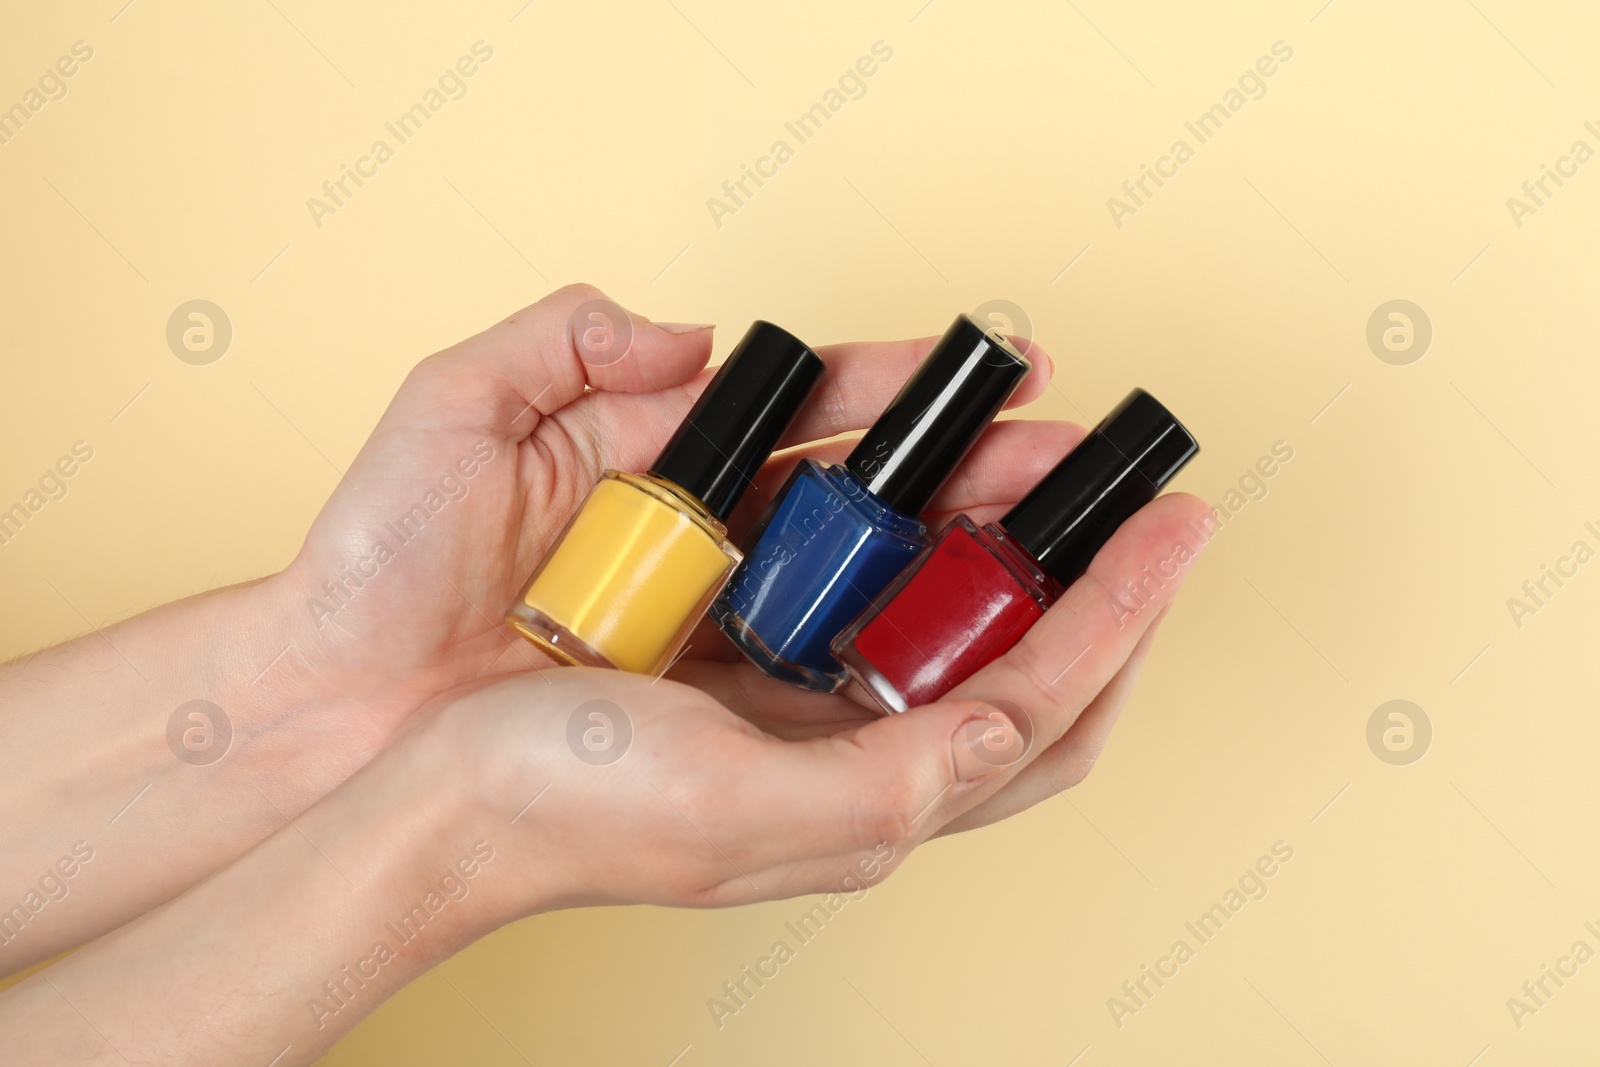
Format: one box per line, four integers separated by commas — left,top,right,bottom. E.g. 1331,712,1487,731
395,283,715,440
761,700,1028,862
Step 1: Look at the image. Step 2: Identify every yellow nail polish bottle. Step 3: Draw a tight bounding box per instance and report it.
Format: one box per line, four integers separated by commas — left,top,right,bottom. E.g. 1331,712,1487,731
506,322,824,674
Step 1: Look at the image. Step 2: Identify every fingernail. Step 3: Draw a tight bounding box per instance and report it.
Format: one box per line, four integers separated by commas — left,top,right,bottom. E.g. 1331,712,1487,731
654,322,714,334
952,709,1020,781
1046,353,1056,378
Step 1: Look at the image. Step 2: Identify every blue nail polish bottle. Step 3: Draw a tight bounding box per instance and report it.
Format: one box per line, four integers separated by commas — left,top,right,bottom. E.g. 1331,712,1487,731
712,315,1032,691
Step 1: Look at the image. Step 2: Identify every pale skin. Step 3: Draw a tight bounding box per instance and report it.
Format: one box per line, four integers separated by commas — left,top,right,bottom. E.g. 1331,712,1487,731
0,285,1211,1063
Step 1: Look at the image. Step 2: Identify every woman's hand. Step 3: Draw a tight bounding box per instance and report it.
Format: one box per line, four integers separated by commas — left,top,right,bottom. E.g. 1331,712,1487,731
445,495,1211,914
444,485,1205,910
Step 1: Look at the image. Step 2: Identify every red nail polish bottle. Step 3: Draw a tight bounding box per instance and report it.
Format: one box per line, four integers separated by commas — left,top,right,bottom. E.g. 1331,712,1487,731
832,390,1199,713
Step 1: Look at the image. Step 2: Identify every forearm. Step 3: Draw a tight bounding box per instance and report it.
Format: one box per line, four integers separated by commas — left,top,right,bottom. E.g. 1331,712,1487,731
0,725,515,1066
0,573,396,972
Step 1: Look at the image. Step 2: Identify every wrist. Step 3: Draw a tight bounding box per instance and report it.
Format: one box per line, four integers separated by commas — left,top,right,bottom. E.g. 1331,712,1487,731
317,702,564,949
309,736,508,958
228,569,411,779
415,682,591,922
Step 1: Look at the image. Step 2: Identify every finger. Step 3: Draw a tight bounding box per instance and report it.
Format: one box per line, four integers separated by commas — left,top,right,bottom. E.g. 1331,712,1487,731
393,283,715,441
725,419,1086,537
936,609,1168,836
774,335,1055,449
944,492,1211,764
594,333,1058,503
607,333,1057,467
721,699,1019,865
669,658,878,735
923,418,1086,515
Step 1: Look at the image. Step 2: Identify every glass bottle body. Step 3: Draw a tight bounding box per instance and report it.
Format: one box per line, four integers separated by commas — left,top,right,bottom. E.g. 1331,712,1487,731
833,515,1060,713
506,470,739,675
713,459,928,691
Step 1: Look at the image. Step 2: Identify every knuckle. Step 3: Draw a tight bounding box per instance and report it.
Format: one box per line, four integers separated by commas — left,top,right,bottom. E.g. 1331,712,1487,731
401,349,453,392
1082,550,1127,601
866,772,928,848
507,283,611,335
816,378,850,435
1007,639,1065,711
960,460,981,506
549,281,607,308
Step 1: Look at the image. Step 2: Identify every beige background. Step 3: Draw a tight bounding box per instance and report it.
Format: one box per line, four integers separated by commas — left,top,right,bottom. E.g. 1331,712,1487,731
3,0,1598,1063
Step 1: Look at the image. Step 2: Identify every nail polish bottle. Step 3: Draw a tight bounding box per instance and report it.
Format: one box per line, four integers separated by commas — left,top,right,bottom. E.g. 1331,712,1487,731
833,389,1198,713
712,315,1032,692
506,321,824,675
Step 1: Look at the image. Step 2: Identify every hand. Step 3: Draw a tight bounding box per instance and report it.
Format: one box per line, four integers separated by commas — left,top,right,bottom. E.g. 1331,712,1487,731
274,481,1210,927
414,489,1212,914
473,502,1209,908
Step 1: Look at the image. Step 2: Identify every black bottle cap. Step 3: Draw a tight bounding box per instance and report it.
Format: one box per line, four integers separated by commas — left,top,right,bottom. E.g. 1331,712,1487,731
844,315,1031,516
1000,389,1198,585
649,321,824,522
